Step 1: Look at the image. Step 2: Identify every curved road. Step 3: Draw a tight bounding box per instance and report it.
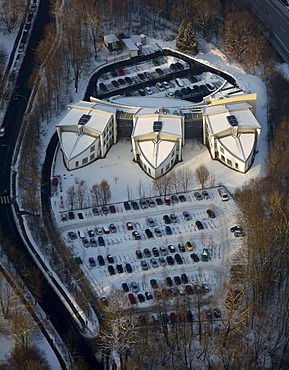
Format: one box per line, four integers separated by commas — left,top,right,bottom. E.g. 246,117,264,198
244,0,289,63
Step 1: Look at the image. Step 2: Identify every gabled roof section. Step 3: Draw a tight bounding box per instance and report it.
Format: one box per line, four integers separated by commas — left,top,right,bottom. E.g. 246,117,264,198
139,140,176,168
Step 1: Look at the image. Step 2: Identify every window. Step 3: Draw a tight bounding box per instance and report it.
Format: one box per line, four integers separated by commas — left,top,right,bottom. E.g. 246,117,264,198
90,153,95,161
227,159,232,166
235,163,239,169
166,164,170,170
171,151,175,158
90,145,95,153
161,168,164,174
82,157,88,165
148,168,151,174
220,147,224,154
221,155,225,162
75,161,79,167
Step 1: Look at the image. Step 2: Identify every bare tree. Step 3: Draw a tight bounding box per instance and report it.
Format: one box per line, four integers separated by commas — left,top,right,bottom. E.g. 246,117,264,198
195,164,210,189
177,167,194,192
90,183,102,206
100,179,111,205
75,178,88,210
66,185,77,210
0,0,26,33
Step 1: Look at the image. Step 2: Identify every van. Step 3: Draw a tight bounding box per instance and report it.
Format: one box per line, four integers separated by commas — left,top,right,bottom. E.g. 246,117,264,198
218,187,229,201
78,229,85,239
176,78,184,87
102,225,110,234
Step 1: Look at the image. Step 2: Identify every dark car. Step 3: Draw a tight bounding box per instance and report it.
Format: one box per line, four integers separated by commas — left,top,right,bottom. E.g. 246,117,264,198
97,255,105,266
145,229,153,239
88,257,96,268
111,69,118,77
194,191,203,201
163,215,171,224
118,66,124,76
125,263,132,273
107,254,114,264
179,194,186,202
124,76,132,84
145,291,153,300
166,256,175,265
190,253,200,262
175,62,184,70
143,248,152,258
185,285,194,295
109,205,116,213
137,293,145,303
108,265,115,275
99,82,108,92
178,243,185,253
166,276,173,287
171,194,178,203
88,229,95,238
131,201,139,210
137,72,145,80
152,247,160,257
169,63,178,71
98,236,105,246
206,209,215,218
170,213,177,223
156,197,163,205
138,88,146,96
123,201,131,210
101,205,109,214
165,226,172,235
116,264,123,273
230,225,243,233
68,211,75,220
202,190,210,199
136,250,143,259
118,78,125,86
122,282,129,292
132,231,141,240
150,279,158,289
175,253,183,265
181,273,188,284
168,245,176,253
111,80,119,88
78,212,84,219
174,275,181,285
155,68,164,75
196,221,204,230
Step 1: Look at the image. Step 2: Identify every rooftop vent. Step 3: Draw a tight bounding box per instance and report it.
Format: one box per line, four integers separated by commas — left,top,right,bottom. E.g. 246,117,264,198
78,114,91,126
226,115,238,127
153,121,162,132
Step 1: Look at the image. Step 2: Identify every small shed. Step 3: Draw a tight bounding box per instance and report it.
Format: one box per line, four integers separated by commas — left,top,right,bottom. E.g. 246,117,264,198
122,38,139,57
103,34,121,51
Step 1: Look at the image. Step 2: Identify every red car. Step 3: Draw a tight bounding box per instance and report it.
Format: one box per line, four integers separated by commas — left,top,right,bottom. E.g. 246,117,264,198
126,222,133,230
164,197,171,206
109,205,116,213
118,66,124,76
128,293,136,305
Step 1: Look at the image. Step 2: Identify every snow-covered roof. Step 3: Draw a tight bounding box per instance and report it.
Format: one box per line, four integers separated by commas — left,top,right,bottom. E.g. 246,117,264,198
132,113,182,138
62,133,97,161
203,102,260,136
103,34,119,43
110,96,197,109
122,38,139,51
139,140,176,168
219,134,255,161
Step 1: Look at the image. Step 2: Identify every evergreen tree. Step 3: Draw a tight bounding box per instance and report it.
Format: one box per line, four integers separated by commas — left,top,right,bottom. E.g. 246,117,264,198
176,21,198,55
176,20,186,50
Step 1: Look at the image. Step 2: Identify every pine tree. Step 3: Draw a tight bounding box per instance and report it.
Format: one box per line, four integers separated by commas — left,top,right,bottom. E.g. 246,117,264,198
176,21,198,55
176,21,186,50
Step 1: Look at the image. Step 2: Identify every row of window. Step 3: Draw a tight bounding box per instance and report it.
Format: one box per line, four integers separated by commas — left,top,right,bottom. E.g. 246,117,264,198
220,154,238,169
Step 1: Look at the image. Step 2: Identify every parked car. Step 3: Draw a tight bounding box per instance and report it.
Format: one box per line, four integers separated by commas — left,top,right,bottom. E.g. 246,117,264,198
90,237,97,247
178,243,185,253
108,265,115,275
174,275,181,285
190,253,200,262
128,293,136,305
168,245,176,253
123,201,131,210
150,258,159,268
109,223,117,233
131,201,139,210
165,226,172,235
140,199,148,209
183,211,191,221
116,264,123,273
101,205,109,214
202,190,210,199
164,196,171,205
171,194,178,203
88,229,95,238
147,217,155,227
99,82,108,92
181,273,188,284
163,214,171,224
230,225,243,233
206,209,215,218
141,260,149,270
122,282,129,292
166,256,175,265
154,227,162,237
201,248,209,262
148,199,155,207
143,248,152,258
159,246,168,256
98,236,105,246
179,194,186,202
159,256,167,266
131,281,139,293
156,197,163,205
97,255,105,266
107,254,114,263
68,231,77,240
150,279,158,289
194,192,203,201
136,250,143,259
155,68,164,75
185,285,194,295
156,82,165,91
152,247,160,257
196,221,204,230
137,293,145,303
125,263,132,273
145,86,153,95
145,291,153,300
186,241,194,251
145,229,153,239
88,257,96,267
82,238,90,248
95,227,103,235
126,221,133,230
132,231,141,240
170,214,177,223
175,253,183,265
166,276,173,287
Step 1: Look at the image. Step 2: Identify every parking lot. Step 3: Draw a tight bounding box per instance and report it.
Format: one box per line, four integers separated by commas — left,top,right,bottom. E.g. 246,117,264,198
59,187,242,311
95,54,225,103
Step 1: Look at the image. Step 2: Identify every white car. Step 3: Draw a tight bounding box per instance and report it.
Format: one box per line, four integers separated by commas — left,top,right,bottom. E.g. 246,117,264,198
145,86,153,95
156,82,165,91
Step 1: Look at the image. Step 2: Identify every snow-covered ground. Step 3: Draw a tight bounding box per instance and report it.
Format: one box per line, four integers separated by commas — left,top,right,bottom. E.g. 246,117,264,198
47,37,269,312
